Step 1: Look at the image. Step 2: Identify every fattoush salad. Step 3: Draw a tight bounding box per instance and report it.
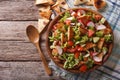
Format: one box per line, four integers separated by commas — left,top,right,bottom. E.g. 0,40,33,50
49,9,113,72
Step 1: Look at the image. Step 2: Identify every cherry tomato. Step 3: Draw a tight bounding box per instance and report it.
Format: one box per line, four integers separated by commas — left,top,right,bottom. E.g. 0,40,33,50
79,64,87,72
68,40,74,47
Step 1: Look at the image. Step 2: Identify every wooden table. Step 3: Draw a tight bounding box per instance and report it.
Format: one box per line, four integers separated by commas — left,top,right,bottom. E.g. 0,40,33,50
0,0,62,80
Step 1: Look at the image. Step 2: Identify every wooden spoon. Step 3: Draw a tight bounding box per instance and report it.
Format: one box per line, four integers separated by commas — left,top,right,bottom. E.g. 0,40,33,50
26,25,52,76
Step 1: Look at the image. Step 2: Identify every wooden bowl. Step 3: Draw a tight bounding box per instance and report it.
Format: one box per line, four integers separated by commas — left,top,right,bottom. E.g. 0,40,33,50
46,8,114,73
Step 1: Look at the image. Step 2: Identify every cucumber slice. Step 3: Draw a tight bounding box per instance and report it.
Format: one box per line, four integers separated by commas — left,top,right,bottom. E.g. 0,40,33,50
93,37,100,43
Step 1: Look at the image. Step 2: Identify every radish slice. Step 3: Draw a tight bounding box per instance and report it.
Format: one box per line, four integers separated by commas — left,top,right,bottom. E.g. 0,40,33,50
92,52,99,56
87,21,95,27
77,10,86,16
96,24,106,30
56,46,63,55
71,11,76,16
70,23,76,26
66,17,74,20
84,53,90,57
93,52,104,62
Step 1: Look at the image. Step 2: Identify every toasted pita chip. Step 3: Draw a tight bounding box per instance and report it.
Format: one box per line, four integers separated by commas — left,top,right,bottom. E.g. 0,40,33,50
60,1,69,10
86,0,93,6
52,2,61,14
39,10,52,19
52,0,68,14
74,0,87,5
93,0,106,10
35,0,49,5
38,19,49,33
39,5,51,12
48,0,55,5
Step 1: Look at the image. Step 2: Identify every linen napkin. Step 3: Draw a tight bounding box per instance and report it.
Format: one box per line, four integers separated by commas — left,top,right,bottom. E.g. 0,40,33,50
49,0,120,80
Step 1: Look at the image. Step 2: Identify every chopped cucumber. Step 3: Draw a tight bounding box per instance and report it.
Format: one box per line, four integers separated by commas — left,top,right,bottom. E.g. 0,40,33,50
99,17,106,24
93,37,100,43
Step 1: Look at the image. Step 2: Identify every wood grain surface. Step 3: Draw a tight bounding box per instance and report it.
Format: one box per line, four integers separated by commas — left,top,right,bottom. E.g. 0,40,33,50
0,0,39,21
0,0,57,79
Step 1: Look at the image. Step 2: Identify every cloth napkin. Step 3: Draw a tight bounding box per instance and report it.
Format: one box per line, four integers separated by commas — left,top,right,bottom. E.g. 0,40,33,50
49,0,120,80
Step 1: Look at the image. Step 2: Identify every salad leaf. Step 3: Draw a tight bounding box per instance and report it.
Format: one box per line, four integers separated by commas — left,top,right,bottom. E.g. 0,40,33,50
80,35,88,44
86,58,94,68
104,34,112,42
102,47,108,55
63,54,79,69
60,11,71,22
49,36,55,42
95,30,104,37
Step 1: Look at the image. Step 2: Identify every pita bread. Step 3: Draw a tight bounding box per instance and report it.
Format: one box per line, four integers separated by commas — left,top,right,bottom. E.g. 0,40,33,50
74,0,87,5
48,0,55,5
60,1,69,10
93,0,106,10
52,0,68,14
52,2,61,14
38,19,49,33
35,0,49,5
39,10,52,19
39,5,50,12
86,0,93,6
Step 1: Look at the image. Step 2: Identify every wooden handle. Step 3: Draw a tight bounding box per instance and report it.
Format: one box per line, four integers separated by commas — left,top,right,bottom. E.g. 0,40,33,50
35,43,52,76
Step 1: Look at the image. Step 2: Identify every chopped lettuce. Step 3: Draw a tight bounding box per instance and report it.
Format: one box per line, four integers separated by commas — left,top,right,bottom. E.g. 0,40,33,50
60,11,71,22
80,35,88,44
95,30,104,37
49,36,55,42
102,47,108,55
63,54,79,69
88,26,94,30
86,58,94,68
104,34,112,42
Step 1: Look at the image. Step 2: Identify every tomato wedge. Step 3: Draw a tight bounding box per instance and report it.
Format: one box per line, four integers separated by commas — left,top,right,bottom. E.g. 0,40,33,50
68,40,74,46
74,52,80,59
77,46,84,51
88,29,94,37
65,20,71,25
79,64,87,72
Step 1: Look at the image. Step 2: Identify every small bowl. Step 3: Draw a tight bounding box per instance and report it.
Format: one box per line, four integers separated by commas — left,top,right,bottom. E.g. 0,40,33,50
46,8,113,73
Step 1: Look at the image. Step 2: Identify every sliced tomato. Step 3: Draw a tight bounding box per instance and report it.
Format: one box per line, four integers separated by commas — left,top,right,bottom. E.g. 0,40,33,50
63,47,67,52
68,40,74,46
77,46,84,51
75,45,80,49
78,16,91,26
79,64,87,72
65,20,71,25
88,29,94,37
74,52,80,59
95,14,102,21
67,48,76,53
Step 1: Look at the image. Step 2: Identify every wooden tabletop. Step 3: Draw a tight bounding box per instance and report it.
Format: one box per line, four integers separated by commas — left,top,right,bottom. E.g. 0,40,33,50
0,0,62,80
